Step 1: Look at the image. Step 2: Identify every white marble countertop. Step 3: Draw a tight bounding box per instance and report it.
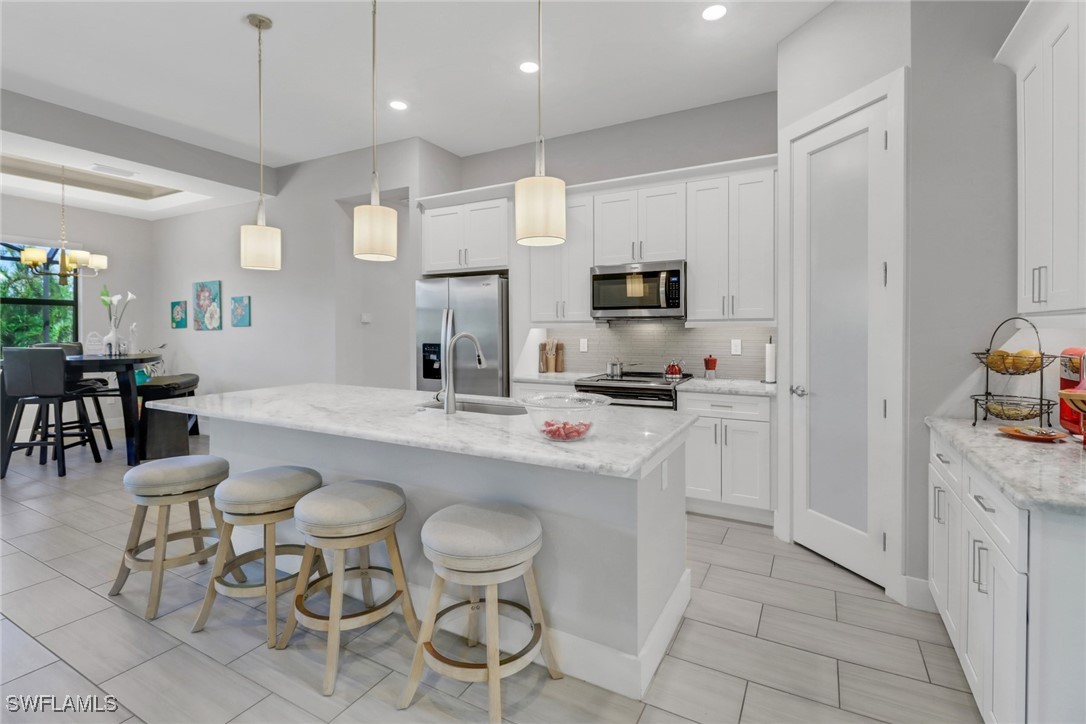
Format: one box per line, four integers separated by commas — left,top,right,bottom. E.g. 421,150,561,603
149,383,695,480
512,371,589,386
926,417,1085,514
678,378,778,397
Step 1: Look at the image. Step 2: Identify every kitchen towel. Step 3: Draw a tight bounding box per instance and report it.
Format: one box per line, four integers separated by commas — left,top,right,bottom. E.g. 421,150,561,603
764,339,777,383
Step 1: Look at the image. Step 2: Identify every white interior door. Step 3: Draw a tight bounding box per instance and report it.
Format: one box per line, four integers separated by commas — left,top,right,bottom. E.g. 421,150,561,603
789,95,902,587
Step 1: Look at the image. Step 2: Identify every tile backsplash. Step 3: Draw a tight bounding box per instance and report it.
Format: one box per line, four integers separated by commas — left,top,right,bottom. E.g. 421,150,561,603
547,323,775,380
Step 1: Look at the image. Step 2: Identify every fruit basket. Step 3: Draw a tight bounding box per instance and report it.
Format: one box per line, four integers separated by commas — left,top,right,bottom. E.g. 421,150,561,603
972,317,1055,426
520,392,611,442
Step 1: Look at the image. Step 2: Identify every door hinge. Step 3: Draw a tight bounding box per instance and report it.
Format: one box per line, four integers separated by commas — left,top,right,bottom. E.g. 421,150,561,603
883,262,888,287
884,131,888,150
882,532,888,552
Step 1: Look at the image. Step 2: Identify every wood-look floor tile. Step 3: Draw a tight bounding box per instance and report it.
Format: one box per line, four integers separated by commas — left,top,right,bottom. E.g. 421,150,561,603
461,662,645,724
1,661,131,723
739,683,880,724
49,503,133,534
0,551,62,595
722,529,831,565
838,661,982,724
918,641,970,693
18,492,92,517
0,509,64,539
334,670,489,723
669,619,839,707
757,606,928,680
1,576,111,635
346,614,471,697
0,618,58,684
639,706,697,724
0,497,29,516
93,570,207,620
683,587,761,636
46,544,127,589
686,541,773,576
836,592,952,646
688,560,709,588
0,480,64,503
643,656,746,724
702,566,837,620
686,516,728,544
150,597,270,665
104,645,267,724
39,607,180,684
232,694,316,724
9,525,102,561
770,557,892,601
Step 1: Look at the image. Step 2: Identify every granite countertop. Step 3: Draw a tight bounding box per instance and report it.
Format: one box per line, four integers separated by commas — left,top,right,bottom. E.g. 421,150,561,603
512,371,590,385
679,378,778,397
149,383,695,480
926,417,1086,514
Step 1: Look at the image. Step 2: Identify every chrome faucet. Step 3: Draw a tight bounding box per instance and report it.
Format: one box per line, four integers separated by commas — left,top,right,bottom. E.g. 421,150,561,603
442,331,487,414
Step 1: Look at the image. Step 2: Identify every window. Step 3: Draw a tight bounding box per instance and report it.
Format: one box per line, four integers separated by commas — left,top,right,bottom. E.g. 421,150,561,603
1,243,79,349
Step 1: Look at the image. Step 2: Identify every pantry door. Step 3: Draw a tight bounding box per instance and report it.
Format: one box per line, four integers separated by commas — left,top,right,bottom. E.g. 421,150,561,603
783,70,905,589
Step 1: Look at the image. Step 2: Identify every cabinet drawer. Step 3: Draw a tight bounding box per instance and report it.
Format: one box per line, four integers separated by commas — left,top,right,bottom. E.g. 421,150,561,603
678,393,770,422
963,461,1028,573
929,432,962,497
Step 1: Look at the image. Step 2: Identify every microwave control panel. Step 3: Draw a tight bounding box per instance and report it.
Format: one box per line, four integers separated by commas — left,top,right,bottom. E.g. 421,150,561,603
665,273,682,308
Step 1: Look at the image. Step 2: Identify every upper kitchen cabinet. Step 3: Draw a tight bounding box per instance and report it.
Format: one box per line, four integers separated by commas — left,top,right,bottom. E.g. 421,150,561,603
686,168,776,321
421,198,511,274
997,0,1085,314
530,195,594,323
594,183,686,265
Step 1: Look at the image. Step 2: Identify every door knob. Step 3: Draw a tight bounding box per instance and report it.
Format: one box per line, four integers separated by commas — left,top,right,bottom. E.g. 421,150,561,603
790,385,808,397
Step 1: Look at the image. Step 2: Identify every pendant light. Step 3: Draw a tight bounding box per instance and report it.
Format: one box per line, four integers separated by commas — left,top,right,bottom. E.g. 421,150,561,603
353,0,397,261
515,0,565,246
240,14,282,271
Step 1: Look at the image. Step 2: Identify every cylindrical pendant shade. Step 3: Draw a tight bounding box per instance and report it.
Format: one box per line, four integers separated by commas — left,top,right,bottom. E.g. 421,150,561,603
353,204,398,261
515,175,566,246
240,224,282,270
20,248,48,266
68,250,91,266
88,254,109,271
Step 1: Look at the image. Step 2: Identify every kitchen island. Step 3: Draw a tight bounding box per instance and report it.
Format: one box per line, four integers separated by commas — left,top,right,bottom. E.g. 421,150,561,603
149,383,695,698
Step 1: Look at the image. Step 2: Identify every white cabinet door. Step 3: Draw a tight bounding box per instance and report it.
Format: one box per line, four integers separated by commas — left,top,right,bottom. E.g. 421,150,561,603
943,485,963,647
529,245,561,323
561,197,594,322
986,539,1027,724
639,183,687,262
720,419,771,509
462,199,510,270
686,177,729,320
594,190,638,265
928,465,949,614
1018,46,1051,313
423,206,465,273
960,508,991,706
684,417,722,501
729,169,776,320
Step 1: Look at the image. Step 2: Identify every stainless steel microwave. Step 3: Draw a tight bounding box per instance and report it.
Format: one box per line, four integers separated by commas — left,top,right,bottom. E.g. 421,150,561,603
590,261,686,320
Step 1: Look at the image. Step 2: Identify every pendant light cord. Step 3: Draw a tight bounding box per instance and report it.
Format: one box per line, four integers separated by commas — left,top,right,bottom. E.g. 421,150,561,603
535,0,545,177
257,22,266,224
59,166,67,247
371,0,380,206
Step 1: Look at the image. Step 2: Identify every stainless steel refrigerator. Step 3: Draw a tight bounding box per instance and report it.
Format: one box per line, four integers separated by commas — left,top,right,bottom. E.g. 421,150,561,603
416,275,509,396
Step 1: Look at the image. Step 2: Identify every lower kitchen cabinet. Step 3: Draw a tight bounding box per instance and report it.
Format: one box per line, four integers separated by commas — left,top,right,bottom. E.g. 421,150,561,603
684,417,723,501
928,463,963,645
679,393,771,510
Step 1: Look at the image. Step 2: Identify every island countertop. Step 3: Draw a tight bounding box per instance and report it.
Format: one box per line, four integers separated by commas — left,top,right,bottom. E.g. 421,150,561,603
149,383,695,480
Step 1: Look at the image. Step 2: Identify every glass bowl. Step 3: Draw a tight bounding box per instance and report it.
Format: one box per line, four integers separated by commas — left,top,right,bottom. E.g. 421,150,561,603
519,392,612,442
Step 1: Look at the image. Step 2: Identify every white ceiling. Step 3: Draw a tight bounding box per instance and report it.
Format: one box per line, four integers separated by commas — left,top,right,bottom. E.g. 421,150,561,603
1,1,828,168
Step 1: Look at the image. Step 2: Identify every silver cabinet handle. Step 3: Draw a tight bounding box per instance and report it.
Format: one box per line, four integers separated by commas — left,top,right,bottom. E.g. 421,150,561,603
555,301,559,318
977,546,989,594
639,240,644,259
936,488,945,523
464,248,469,266
458,248,463,266
933,486,942,522
631,242,636,261
561,301,566,318
973,494,996,514
724,424,728,446
790,385,808,397
713,422,718,445
722,296,727,317
935,452,951,464
731,295,736,315
710,403,734,409
971,539,982,585
1032,267,1039,303
1039,265,1048,303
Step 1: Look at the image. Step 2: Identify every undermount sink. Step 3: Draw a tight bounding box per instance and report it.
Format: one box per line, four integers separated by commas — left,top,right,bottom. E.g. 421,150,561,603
421,400,528,416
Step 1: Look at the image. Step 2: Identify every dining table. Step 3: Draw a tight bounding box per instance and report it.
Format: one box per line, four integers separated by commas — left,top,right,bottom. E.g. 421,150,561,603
1,352,163,472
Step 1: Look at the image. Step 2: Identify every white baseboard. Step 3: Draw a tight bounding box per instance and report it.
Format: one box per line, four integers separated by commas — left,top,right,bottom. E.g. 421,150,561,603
637,568,691,697
685,498,774,526
903,575,937,613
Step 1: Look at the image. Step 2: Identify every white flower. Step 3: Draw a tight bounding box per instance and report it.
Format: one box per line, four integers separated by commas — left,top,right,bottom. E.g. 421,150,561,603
126,292,136,302
204,302,221,330
110,294,122,306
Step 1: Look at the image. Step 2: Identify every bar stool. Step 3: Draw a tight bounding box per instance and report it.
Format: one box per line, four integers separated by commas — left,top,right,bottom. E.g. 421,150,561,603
277,480,420,696
109,455,234,620
191,465,323,647
399,502,562,724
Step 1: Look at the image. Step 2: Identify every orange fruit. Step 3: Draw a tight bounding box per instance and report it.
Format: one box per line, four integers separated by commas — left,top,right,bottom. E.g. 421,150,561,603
986,350,1010,373
1011,349,1042,373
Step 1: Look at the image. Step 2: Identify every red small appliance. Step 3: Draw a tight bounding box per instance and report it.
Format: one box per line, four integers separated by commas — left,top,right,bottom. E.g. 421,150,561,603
1058,347,1086,435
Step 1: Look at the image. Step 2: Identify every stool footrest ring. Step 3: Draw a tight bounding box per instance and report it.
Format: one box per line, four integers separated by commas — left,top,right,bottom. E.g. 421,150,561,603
213,544,308,598
125,528,219,571
294,567,400,633
422,599,542,684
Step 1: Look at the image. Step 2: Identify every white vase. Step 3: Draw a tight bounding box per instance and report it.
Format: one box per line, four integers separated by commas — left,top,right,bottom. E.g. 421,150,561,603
103,324,120,356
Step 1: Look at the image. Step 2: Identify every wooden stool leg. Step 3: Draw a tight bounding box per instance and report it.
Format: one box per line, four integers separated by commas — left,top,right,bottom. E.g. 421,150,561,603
92,396,113,450
75,400,101,463
398,572,445,710
524,565,562,679
24,405,41,458
276,543,317,650
358,546,375,608
485,583,502,724
210,500,246,584
264,522,278,647
146,505,171,620
188,500,206,561
38,404,49,465
191,521,234,633
52,401,65,477
323,548,346,696
315,548,329,577
109,504,148,595
466,586,480,648
385,532,419,640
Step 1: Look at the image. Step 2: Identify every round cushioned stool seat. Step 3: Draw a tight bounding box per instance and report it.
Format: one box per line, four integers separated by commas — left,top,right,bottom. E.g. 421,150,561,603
294,481,406,538
123,455,229,497
214,466,322,515
422,502,542,572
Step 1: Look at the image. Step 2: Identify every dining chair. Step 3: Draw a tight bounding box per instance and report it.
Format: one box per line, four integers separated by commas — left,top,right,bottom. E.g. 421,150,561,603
2,347,101,478
31,342,114,451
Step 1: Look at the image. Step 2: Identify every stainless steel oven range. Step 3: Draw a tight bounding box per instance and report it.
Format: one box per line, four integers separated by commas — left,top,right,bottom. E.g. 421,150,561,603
574,371,692,409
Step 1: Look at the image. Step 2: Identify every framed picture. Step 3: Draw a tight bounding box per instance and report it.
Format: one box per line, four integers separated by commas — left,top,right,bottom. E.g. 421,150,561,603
231,296,251,327
193,280,222,331
171,301,188,329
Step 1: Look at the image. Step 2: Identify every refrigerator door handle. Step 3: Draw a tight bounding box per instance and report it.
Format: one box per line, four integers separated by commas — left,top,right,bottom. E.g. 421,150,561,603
439,308,451,392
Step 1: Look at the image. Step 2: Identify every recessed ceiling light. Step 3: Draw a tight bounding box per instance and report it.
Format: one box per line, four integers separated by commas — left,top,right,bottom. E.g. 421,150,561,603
519,61,539,74
702,5,727,20
389,100,408,110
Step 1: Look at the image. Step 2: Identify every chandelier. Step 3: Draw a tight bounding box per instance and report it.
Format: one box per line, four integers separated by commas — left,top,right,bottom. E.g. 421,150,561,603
20,167,108,285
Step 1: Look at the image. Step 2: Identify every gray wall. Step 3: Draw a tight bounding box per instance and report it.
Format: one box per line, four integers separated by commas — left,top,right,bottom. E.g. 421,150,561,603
461,92,778,188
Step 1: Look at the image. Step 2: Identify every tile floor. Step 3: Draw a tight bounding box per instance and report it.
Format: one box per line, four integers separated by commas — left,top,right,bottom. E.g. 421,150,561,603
0,433,981,723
